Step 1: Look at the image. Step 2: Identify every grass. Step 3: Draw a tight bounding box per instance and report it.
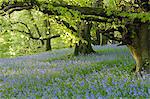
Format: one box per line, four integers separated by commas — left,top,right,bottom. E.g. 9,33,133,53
0,45,149,98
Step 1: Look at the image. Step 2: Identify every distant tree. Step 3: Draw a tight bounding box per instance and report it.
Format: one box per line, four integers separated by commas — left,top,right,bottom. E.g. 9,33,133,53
9,10,60,51
11,20,60,51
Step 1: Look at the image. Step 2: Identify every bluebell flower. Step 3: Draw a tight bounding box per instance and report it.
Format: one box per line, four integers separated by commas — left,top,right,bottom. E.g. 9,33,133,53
39,69,45,74
86,91,90,99
123,78,127,82
91,85,96,90
90,93,95,99
148,88,150,95
129,89,133,95
98,96,104,99
133,89,138,96
80,81,85,86
3,77,7,83
138,91,142,96
0,92,2,97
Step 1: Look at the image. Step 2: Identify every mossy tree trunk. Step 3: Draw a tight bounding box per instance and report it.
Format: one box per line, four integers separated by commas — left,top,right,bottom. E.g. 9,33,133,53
74,21,95,55
126,21,150,74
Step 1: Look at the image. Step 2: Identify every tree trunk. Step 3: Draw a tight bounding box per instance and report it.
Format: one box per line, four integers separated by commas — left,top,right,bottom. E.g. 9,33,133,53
93,29,101,45
46,38,51,51
74,21,95,55
127,22,150,74
101,34,108,45
92,30,109,45
94,28,109,45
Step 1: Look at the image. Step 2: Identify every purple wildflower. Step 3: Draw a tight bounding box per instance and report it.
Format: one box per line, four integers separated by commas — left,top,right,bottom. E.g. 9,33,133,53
39,69,45,74
148,88,150,95
91,85,96,90
80,81,85,86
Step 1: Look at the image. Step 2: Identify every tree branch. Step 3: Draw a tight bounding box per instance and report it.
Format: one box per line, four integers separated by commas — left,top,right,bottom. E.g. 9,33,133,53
55,17,77,33
99,28,122,42
98,27,133,45
10,21,60,41
52,3,106,17
0,1,118,18
10,29,30,35
28,11,45,45
1,0,148,21
11,21,33,37
81,16,116,23
11,28,60,40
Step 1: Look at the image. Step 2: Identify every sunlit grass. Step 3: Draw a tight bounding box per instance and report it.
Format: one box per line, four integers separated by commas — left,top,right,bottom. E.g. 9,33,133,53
0,45,149,98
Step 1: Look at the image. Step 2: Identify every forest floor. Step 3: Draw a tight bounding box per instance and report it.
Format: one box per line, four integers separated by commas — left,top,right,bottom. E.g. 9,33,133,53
0,45,150,98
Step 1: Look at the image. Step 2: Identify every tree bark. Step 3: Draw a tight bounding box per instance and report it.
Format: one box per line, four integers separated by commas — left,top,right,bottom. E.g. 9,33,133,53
127,21,150,74
94,29,109,45
95,29,100,45
74,21,95,55
46,38,51,51
92,29,101,45
101,34,109,45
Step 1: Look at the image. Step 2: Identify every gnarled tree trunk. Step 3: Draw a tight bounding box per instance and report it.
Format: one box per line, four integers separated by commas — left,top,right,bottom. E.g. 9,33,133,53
127,21,150,74
74,21,95,55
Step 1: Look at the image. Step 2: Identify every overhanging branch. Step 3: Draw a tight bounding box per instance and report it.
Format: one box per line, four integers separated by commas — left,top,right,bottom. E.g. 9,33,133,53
0,1,120,19
1,0,148,22
52,3,107,17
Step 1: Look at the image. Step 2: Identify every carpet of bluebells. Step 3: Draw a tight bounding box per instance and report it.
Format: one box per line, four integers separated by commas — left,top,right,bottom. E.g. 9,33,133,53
0,45,150,98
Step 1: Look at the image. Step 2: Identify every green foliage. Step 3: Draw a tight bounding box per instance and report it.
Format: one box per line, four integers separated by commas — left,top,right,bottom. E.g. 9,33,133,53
103,0,117,11
51,0,94,6
0,29,28,57
0,6,81,57
0,0,149,58
119,12,150,22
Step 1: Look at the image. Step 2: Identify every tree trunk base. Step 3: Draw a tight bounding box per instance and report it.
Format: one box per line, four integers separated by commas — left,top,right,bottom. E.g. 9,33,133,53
128,45,150,75
74,43,96,56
